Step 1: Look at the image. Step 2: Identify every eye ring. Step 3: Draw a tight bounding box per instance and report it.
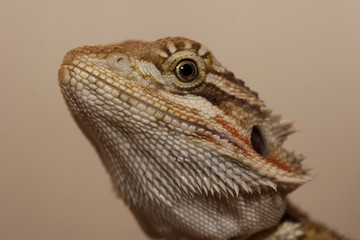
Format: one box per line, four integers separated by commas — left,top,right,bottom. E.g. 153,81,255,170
175,59,198,82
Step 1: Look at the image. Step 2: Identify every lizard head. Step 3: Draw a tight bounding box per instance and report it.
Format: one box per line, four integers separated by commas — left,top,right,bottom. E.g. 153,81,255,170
59,37,309,239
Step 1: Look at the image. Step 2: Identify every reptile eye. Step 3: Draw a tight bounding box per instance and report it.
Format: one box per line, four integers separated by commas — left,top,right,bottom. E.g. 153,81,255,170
175,59,198,82
250,126,268,157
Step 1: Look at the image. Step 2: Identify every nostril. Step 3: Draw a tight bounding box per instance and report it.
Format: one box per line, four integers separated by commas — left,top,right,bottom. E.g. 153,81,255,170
106,52,130,72
250,126,268,157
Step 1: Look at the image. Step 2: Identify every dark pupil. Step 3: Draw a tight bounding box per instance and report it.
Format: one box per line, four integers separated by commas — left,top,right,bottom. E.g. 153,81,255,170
250,126,268,157
175,59,198,82
180,63,194,77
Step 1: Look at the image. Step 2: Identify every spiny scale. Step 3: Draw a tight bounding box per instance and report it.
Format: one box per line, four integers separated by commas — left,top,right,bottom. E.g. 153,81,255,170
58,37,309,240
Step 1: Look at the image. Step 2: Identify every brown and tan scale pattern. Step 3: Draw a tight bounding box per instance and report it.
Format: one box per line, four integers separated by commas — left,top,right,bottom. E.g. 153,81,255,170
58,37,317,240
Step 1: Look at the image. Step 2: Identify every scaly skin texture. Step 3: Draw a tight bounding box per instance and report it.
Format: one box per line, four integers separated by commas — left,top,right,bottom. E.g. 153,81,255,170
58,37,350,240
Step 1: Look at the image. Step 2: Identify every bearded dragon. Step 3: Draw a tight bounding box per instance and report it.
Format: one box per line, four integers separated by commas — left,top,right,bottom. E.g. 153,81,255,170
58,37,349,240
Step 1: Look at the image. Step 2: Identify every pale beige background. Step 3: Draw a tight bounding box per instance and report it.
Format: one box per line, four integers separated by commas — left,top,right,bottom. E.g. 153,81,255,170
1,0,359,239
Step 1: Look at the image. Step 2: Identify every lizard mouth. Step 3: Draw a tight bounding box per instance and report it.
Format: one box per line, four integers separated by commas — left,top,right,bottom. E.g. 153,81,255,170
58,63,247,153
